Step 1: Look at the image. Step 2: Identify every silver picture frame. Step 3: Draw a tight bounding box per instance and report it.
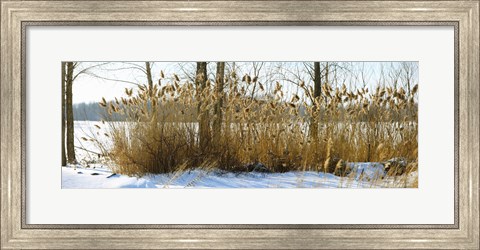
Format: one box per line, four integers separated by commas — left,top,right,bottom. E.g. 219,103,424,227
1,1,478,249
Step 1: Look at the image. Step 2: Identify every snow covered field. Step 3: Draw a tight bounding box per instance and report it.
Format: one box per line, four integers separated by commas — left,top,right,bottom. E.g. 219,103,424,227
63,121,417,189
62,164,414,188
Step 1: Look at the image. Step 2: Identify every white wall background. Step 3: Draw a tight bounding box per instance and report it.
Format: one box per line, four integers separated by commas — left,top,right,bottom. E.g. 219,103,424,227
26,26,454,224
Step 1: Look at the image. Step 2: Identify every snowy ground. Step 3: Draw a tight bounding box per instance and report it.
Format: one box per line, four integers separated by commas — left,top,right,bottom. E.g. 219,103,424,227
62,165,413,189
63,121,417,189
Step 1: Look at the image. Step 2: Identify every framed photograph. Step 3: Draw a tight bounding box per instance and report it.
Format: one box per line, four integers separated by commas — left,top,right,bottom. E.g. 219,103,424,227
1,0,478,249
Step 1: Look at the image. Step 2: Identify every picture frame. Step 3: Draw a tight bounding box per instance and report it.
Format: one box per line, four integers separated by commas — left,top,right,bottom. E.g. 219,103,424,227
1,0,478,249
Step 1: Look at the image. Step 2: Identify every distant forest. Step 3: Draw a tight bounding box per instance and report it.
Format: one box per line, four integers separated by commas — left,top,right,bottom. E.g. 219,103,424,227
73,102,125,121
73,101,416,122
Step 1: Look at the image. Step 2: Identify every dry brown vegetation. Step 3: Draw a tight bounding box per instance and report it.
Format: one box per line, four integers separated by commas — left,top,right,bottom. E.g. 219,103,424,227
92,66,418,178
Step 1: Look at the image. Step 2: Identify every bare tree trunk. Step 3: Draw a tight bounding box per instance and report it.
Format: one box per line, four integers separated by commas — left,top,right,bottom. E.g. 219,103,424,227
196,62,210,151
213,62,225,143
145,61,157,122
61,62,67,166
145,62,153,92
65,62,76,164
325,62,329,89
250,62,263,100
310,62,321,140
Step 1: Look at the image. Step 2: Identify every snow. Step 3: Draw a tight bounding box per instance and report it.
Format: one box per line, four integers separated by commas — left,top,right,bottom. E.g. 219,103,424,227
73,121,113,161
62,166,159,188
62,164,415,189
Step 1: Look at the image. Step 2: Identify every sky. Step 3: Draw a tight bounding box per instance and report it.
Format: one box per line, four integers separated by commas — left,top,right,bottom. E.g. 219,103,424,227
71,61,418,104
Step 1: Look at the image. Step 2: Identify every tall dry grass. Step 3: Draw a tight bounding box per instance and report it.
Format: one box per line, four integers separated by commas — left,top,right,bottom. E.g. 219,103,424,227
94,71,418,177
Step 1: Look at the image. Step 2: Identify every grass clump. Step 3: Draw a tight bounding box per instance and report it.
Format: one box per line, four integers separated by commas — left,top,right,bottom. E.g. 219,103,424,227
94,69,418,178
